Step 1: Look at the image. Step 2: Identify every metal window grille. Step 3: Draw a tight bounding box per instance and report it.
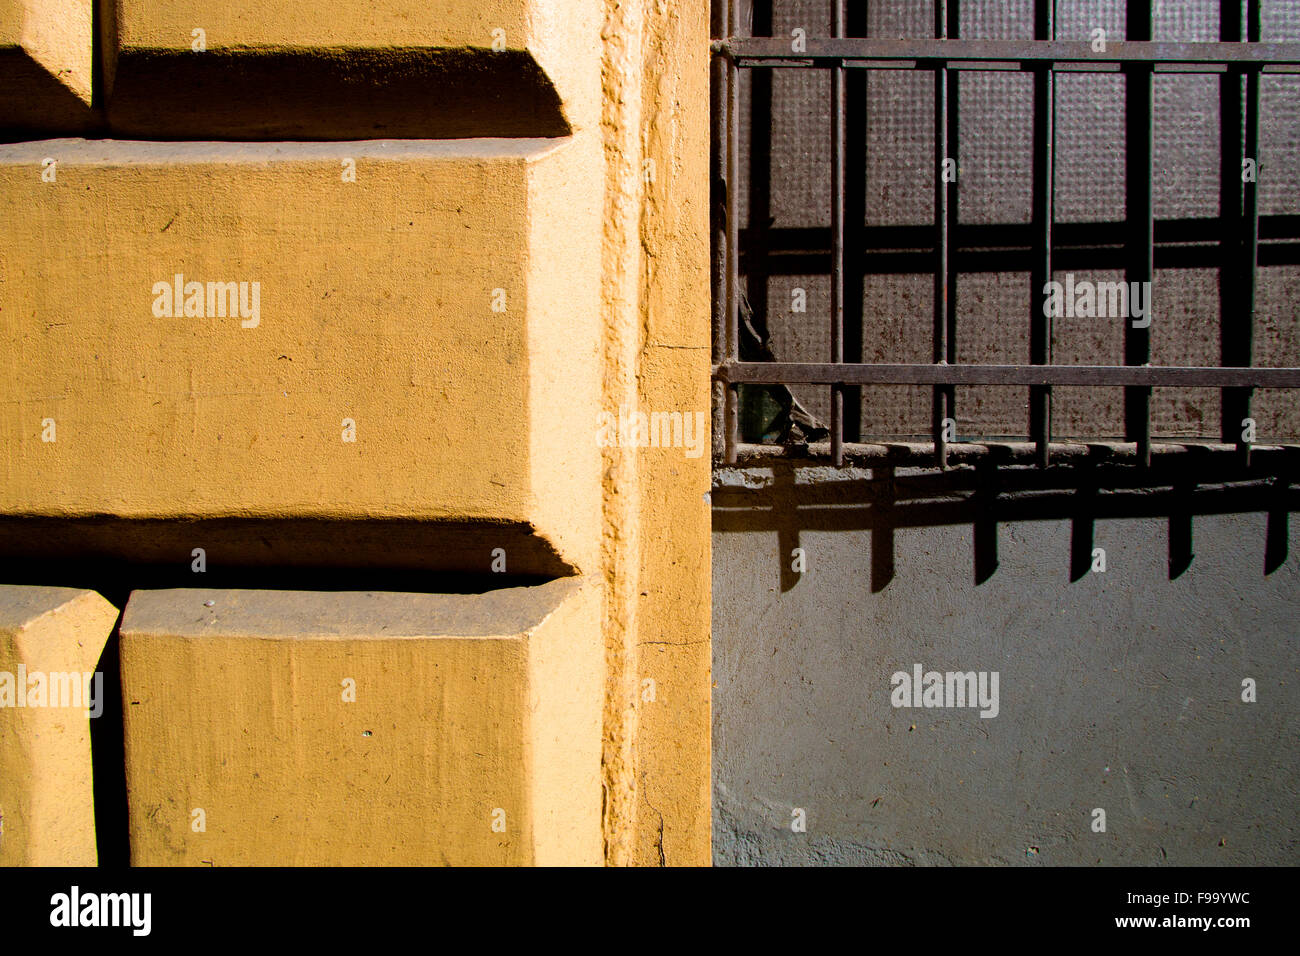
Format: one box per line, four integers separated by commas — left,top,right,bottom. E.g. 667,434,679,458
712,0,1300,469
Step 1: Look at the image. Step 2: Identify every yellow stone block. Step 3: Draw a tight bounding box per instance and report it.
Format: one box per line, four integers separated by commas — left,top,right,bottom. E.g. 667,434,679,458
103,0,602,137
119,579,601,865
0,0,94,131
0,137,602,577
0,585,119,866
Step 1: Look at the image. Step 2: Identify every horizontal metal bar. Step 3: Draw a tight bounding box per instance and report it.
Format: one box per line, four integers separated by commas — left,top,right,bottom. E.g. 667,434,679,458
740,215,1300,253
729,60,1300,75
716,38,1300,68
745,242,1300,274
717,38,1300,73
727,439,1300,465
717,362,1300,388
728,59,1295,74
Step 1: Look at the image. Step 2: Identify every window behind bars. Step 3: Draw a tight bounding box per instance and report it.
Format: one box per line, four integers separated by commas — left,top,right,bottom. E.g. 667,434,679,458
712,0,1300,471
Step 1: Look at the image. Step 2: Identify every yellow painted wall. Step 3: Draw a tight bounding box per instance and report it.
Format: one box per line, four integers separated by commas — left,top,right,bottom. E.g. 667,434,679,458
102,1,603,139
120,581,600,865
0,137,601,577
0,586,118,865
596,0,712,865
0,0,93,130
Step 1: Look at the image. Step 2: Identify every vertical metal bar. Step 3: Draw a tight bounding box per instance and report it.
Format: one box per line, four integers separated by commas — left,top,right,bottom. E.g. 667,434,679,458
724,0,740,464
1239,0,1262,463
1030,0,1054,468
711,0,729,460
843,3,869,446
1124,0,1154,468
933,0,951,470
746,0,775,444
1219,0,1244,446
831,0,846,467
945,0,959,455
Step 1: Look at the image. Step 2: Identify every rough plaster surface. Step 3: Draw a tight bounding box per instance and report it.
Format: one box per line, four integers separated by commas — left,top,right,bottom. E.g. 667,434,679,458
101,0,601,139
712,467,1300,866
0,0,94,131
0,585,118,865
598,0,712,865
121,579,578,639
0,134,602,577
119,581,602,865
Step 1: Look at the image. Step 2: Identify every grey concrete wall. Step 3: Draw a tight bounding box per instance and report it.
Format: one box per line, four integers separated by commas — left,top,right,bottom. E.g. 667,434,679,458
712,465,1300,865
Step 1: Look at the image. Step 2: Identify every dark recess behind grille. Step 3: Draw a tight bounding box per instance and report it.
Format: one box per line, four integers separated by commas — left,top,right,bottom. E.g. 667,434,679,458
714,0,1300,466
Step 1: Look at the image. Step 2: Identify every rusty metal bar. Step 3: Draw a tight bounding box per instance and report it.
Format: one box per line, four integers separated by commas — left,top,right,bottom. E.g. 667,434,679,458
726,439,1300,467
944,1,960,469
933,0,952,470
722,0,739,464
719,362,1300,388
738,216,1300,268
1124,0,1154,468
831,0,846,467
711,0,728,460
729,60,1298,75
1220,0,1245,448
1235,1,1263,464
843,2,869,446
716,37,1300,68
1030,0,1055,468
